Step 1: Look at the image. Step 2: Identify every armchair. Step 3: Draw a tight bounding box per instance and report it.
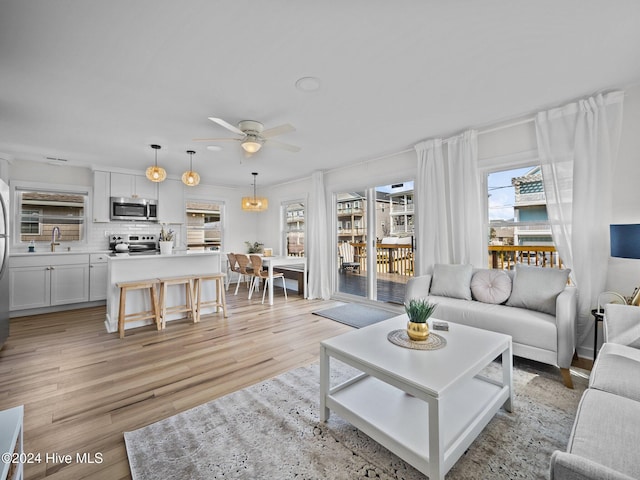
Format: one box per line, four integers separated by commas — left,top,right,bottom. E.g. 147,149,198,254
338,242,360,273
550,303,640,479
588,304,640,402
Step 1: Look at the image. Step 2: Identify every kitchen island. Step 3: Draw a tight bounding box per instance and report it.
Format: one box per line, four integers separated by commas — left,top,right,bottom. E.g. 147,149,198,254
105,251,222,333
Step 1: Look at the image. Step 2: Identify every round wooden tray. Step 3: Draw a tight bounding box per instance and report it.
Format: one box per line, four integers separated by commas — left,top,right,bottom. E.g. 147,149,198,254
387,329,447,350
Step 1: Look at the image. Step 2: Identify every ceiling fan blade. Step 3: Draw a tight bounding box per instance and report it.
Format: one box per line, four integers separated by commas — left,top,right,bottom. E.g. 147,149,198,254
267,139,301,152
208,117,245,136
262,123,296,138
192,137,242,142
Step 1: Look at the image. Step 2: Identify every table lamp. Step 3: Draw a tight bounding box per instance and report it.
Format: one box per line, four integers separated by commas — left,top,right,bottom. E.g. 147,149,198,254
610,224,640,305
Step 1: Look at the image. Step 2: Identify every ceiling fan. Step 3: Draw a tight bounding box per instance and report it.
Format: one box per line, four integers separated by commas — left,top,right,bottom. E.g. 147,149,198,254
194,117,301,154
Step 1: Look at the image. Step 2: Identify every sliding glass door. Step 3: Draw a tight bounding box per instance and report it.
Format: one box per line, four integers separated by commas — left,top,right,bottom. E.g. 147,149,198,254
336,192,367,299
335,181,414,304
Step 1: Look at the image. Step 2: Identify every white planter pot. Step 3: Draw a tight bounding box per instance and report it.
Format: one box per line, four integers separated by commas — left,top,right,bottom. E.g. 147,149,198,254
159,241,173,255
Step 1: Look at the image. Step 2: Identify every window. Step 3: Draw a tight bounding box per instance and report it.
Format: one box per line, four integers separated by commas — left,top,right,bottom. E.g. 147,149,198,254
185,201,223,251
14,185,88,244
487,165,559,268
283,201,305,256
20,208,42,235
487,166,551,244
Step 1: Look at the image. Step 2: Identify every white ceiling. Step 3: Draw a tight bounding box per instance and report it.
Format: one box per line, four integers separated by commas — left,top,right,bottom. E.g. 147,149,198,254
2,1,640,187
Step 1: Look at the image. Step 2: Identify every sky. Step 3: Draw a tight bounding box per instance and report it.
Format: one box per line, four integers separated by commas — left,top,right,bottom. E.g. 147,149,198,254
487,166,534,221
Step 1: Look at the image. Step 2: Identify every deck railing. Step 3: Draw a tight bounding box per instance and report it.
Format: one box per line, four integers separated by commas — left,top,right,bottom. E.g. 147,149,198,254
350,242,415,276
488,245,563,270
339,243,563,278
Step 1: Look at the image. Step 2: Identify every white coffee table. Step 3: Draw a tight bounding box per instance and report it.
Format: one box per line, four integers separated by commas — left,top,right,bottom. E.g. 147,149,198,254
320,315,513,480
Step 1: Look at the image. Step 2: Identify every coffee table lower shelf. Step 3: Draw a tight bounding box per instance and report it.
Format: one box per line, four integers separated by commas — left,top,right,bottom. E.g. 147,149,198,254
324,373,510,478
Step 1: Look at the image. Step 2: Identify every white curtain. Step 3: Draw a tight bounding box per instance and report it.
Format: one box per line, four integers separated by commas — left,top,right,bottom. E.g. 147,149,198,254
307,170,331,299
414,130,484,274
536,91,624,347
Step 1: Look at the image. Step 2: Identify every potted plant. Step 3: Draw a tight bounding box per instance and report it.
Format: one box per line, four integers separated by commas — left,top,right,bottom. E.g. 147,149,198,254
245,241,263,254
159,224,175,255
404,298,438,341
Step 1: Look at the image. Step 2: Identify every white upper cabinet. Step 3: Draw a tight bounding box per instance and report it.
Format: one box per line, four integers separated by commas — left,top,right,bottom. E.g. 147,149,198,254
93,171,110,222
110,172,158,200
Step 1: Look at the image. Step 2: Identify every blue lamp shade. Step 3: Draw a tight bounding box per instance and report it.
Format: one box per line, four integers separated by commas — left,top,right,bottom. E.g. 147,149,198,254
610,224,640,259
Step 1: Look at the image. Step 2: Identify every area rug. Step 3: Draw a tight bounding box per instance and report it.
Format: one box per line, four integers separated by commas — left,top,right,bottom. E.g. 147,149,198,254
312,303,399,328
124,359,587,480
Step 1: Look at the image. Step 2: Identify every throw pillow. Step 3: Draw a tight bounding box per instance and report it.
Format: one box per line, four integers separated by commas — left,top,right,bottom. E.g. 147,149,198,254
471,269,512,304
429,264,473,300
506,265,571,315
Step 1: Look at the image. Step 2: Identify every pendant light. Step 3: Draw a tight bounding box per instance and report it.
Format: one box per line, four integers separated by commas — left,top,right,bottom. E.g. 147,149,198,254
145,144,167,182
241,172,268,211
181,150,200,186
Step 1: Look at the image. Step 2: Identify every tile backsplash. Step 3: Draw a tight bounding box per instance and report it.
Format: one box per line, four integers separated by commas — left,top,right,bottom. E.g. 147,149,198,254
13,222,183,253
87,222,184,251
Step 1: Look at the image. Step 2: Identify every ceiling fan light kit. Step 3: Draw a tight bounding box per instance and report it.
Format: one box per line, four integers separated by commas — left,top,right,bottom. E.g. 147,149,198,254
145,144,167,182
241,172,268,212
181,150,200,186
241,134,264,153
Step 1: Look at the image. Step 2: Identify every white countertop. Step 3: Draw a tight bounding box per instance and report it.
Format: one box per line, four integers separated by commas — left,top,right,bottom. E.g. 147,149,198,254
107,250,220,261
11,250,112,257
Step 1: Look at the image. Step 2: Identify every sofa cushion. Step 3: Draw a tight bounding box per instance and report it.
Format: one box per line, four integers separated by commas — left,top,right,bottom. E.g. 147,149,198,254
604,303,640,348
471,269,512,304
589,342,640,402
506,265,571,315
428,294,557,351
430,264,473,300
567,388,640,479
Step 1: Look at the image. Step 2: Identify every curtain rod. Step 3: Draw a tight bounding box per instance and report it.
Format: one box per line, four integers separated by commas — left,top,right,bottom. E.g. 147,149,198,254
477,116,534,136
323,114,536,177
294,88,624,183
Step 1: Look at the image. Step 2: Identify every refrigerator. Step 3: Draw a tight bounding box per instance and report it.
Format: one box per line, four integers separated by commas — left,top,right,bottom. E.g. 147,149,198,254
0,179,8,347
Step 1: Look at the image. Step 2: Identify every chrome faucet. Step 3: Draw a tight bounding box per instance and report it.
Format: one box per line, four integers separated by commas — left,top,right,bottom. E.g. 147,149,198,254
51,226,61,252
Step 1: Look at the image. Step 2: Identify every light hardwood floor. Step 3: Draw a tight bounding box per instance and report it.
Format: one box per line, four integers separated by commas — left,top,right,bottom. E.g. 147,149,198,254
0,289,352,479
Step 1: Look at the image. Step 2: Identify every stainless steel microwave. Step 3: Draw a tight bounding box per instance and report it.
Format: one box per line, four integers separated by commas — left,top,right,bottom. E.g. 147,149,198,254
110,197,158,222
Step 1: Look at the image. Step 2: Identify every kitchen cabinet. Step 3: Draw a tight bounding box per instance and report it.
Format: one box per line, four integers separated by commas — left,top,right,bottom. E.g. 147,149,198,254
10,254,90,311
158,178,184,224
93,171,111,222
89,253,109,301
111,172,158,200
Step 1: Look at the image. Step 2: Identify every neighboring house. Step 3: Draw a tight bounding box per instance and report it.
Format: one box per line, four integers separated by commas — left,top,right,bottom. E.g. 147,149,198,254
489,223,515,246
388,190,414,237
512,166,553,246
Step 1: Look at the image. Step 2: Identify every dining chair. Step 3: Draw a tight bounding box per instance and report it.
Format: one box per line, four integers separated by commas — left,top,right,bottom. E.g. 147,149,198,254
233,253,254,296
248,254,288,304
226,252,239,291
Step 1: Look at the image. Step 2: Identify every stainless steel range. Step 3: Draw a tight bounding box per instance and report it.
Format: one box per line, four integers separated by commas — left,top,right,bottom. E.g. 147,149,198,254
109,233,159,255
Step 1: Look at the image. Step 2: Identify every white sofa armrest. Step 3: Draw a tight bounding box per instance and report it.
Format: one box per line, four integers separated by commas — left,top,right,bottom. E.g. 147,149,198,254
404,275,432,305
604,304,640,348
550,451,636,480
555,286,577,369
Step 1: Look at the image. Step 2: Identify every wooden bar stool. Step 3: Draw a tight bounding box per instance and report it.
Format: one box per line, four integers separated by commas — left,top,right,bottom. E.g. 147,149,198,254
157,276,196,328
116,279,161,338
193,273,228,321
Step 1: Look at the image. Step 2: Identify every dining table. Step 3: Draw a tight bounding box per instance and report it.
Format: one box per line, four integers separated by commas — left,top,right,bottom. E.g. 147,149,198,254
260,255,307,305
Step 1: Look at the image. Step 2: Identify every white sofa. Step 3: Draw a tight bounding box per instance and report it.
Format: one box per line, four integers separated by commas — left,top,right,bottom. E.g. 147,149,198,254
550,303,640,479
405,264,577,387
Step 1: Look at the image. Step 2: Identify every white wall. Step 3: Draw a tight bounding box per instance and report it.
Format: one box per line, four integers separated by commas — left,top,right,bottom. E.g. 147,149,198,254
606,82,640,295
